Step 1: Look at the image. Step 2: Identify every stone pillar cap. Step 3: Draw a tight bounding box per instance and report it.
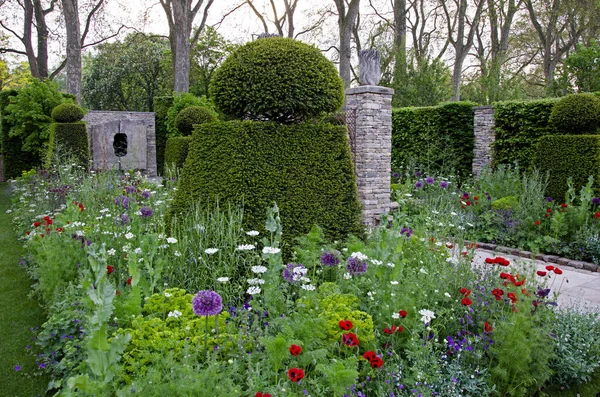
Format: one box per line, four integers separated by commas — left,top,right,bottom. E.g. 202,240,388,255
346,86,394,95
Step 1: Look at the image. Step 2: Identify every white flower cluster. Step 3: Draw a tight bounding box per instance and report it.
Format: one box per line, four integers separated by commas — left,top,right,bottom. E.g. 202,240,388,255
247,286,261,295
350,251,368,261
251,265,267,274
217,277,229,283
262,246,281,255
419,309,436,324
204,248,219,255
168,310,182,318
237,244,255,251
246,230,260,236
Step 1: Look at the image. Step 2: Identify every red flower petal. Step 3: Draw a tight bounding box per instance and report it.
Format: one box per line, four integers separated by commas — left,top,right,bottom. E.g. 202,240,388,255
399,310,407,318
287,368,305,382
545,265,555,271
289,344,302,356
536,270,547,277
338,320,353,330
461,297,472,306
553,268,563,275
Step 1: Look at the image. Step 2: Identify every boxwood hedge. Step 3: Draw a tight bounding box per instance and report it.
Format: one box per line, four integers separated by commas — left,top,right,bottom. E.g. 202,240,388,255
47,122,89,169
0,89,34,178
164,136,192,170
154,96,174,176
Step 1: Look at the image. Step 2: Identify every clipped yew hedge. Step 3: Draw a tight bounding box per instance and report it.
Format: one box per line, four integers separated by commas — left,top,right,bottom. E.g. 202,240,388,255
0,89,32,178
164,136,192,170
47,122,89,169
154,96,174,175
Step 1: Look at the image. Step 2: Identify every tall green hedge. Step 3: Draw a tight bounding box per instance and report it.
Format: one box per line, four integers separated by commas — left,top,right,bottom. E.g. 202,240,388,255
164,136,191,170
0,89,32,178
534,135,600,201
391,102,475,177
492,98,559,169
168,121,363,249
154,96,173,176
47,122,89,169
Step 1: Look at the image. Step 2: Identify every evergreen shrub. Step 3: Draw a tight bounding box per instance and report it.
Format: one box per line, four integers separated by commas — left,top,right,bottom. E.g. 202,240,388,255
549,93,600,134
168,121,362,249
164,136,192,169
154,96,174,176
391,102,475,177
534,135,600,201
0,89,31,178
165,93,217,136
209,37,344,123
51,103,85,122
174,106,216,136
47,122,89,169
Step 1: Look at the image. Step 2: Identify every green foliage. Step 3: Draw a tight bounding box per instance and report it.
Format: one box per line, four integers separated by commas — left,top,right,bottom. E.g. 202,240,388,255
168,120,362,253
564,41,600,93
392,54,453,107
209,37,344,123
165,92,217,137
47,122,90,169
0,89,32,178
153,96,173,175
549,93,600,134
51,103,84,122
492,98,559,169
491,195,519,211
534,135,600,200
174,106,216,135
164,136,191,169
392,102,475,177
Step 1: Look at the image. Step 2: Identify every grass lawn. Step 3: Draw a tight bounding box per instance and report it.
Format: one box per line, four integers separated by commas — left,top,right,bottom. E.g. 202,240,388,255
0,182,49,396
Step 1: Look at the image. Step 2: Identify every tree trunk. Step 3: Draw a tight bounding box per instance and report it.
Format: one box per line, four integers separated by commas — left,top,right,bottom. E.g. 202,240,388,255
335,0,360,89
33,0,49,78
63,0,82,103
393,0,407,82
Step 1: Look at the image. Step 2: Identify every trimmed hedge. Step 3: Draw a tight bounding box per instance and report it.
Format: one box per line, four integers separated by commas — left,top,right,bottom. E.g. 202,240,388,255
534,135,600,201
175,106,216,135
391,102,475,177
168,120,363,250
154,96,174,175
51,103,85,122
492,98,559,169
0,89,33,178
47,122,89,169
549,93,600,134
164,136,192,169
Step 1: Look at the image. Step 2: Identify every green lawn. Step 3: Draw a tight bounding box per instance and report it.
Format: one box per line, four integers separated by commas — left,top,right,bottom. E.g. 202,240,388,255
0,182,49,396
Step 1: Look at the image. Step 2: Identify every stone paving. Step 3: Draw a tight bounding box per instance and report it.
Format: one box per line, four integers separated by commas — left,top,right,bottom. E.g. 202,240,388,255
476,249,600,313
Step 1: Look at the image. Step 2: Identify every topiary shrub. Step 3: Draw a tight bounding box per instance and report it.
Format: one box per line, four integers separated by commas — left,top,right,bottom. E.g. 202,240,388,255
174,106,217,136
549,93,600,134
165,93,217,137
209,37,344,123
47,122,90,169
154,96,174,176
534,135,600,201
51,103,85,122
167,120,362,251
164,136,192,169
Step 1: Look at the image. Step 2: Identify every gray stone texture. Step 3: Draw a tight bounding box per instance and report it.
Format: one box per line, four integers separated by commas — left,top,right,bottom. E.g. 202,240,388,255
84,111,156,176
359,49,382,86
345,85,394,225
472,106,495,177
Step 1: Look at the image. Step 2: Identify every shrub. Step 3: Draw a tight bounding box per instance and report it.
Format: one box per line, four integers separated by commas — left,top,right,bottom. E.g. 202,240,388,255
51,103,85,122
209,37,344,123
164,136,192,169
534,135,600,201
491,195,519,211
47,122,90,169
0,89,32,178
392,102,475,177
174,106,216,136
168,120,362,251
165,93,217,137
549,93,600,134
154,96,174,175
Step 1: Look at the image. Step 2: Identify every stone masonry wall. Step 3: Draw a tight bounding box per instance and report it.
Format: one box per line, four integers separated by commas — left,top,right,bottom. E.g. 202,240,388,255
84,111,156,176
345,85,394,225
473,106,495,177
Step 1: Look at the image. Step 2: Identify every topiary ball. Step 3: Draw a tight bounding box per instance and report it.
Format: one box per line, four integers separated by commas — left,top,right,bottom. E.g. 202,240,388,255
549,93,600,134
209,37,344,123
175,106,217,136
51,103,85,122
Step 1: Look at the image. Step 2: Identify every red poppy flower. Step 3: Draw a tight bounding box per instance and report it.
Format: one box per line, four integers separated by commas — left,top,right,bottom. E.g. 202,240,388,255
460,288,471,296
370,356,384,368
39,233,44,238
399,310,407,318
560,203,568,208
339,320,353,330
78,203,85,212
55,227,64,233
33,221,41,227
342,333,359,347
521,288,528,295
461,297,472,306
461,251,468,256
25,231,30,235
553,267,563,275
507,292,517,303
533,300,540,308
547,208,553,213
45,227,50,232
363,350,377,361
484,321,493,333
429,237,435,242
537,270,547,277
446,242,454,249
485,257,495,264
256,392,272,397
116,290,121,296
534,220,540,225
595,212,600,219
383,325,403,334
495,257,510,266
512,278,526,287
492,288,504,300
287,368,305,383
126,277,132,285
107,266,114,274
545,213,550,217
466,201,471,206
289,344,302,356
545,265,555,271
474,196,479,201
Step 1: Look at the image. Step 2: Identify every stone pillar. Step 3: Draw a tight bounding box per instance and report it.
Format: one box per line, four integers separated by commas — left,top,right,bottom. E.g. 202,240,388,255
345,85,394,225
473,106,495,177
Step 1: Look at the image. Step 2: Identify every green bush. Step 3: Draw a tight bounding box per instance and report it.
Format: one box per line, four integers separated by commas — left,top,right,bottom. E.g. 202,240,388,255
51,103,85,122
534,135,600,201
154,96,174,176
47,122,89,169
164,136,192,169
174,106,216,136
493,98,559,169
491,195,519,211
392,102,475,177
209,37,344,123
165,93,217,137
549,93,600,134
168,120,362,250
0,89,32,178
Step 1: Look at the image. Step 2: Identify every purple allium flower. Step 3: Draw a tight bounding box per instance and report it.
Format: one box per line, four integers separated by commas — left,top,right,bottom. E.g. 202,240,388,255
425,176,434,185
125,186,137,194
192,290,223,316
320,250,340,267
14,365,21,371
439,181,449,189
392,172,400,179
141,190,151,199
140,206,153,217
115,195,130,209
593,197,600,205
415,181,423,189
346,257,367,275
117,213,130,225
400,226,412,238
283,263,307,284
415,171,422,177
546,197,553,202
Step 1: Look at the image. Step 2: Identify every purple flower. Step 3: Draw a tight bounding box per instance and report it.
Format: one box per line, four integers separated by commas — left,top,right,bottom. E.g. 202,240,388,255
592,197,600,205
283,263,307,284
425,177,434,185
117,213,130,225
400,226,412,238
142,190,151,199
346,257,367,275
439,181,449,189
192,290,223,316
415,181,423,189
546,197,553,202
415,171,422,177
392,172,400,179
320,250,340,267
115,195,129,209
14,365,21,371
140,206,153,218
125,186,137,194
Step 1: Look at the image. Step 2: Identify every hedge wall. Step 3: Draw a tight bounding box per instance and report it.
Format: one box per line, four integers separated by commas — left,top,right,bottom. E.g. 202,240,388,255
47,122,89,169
392,102,475,177
534,135,600,201
0,89,32,179
492,98,559,169
168,120,363,250
154,96,173,176
164,136,191,170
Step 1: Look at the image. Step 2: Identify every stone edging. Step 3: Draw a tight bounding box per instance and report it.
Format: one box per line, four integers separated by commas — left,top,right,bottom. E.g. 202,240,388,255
472,241,599,273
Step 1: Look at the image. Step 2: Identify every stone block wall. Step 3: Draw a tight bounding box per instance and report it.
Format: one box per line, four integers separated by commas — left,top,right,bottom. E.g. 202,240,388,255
473,106,495,177
345,85,394,225
84,111,156,176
